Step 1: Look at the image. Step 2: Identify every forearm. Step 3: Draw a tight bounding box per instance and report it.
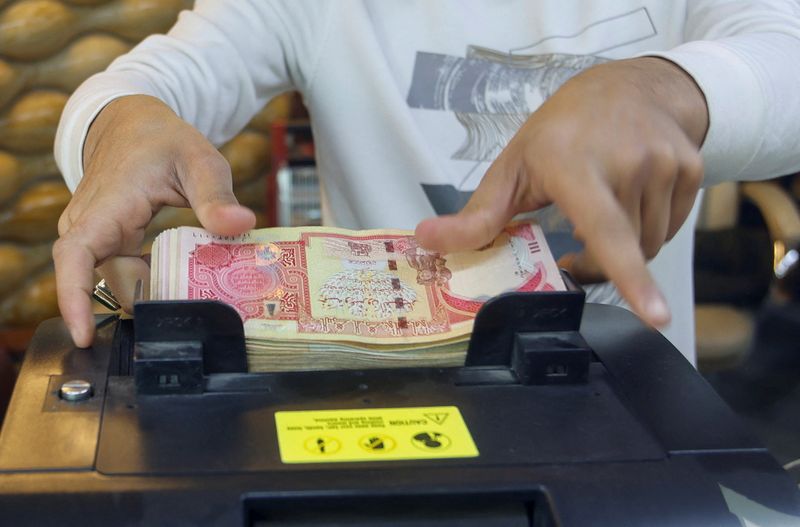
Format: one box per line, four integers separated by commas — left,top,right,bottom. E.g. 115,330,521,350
82,95,174,173
649,1,800,183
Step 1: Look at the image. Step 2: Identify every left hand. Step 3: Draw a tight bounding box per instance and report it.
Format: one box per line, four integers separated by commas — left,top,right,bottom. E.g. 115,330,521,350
415,57,709,328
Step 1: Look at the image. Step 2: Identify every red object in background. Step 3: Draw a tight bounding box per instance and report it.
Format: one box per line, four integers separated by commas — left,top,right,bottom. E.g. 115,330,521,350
0,349,16,422
0,329,30,423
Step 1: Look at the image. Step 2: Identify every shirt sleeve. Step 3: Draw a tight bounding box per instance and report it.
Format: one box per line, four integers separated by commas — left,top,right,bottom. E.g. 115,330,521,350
54,0,332,192
643,0,800,185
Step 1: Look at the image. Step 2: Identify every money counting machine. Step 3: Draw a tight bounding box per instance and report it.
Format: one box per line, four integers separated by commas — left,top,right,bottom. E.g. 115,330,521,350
1,274,799,526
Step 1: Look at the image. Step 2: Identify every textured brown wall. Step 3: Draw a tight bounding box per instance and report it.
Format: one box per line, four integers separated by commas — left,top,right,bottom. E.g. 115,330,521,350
0,0,288,347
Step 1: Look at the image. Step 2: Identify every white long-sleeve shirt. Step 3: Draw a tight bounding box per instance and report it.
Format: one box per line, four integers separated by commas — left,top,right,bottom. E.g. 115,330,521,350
55,0,800,363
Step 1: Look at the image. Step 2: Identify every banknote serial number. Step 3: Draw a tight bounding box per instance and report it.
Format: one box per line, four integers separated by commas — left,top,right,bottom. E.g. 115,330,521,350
191,231,252,241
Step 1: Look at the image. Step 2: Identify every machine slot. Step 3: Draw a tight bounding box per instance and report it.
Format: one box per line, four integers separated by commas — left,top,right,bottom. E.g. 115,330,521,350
243,491,555,527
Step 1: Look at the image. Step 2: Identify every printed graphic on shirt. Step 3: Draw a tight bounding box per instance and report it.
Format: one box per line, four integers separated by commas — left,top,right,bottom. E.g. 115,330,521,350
408,50,607,162
406,7,657,257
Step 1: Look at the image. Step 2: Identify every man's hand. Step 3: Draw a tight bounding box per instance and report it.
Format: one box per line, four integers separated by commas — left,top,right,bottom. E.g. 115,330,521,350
415,58,709,328
53,95,255,347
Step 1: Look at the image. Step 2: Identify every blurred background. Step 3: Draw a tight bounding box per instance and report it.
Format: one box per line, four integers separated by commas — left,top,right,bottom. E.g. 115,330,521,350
0,0,797,482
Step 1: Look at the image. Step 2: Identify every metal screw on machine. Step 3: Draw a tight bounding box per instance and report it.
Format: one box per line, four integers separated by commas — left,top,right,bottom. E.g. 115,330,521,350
58,380,94,402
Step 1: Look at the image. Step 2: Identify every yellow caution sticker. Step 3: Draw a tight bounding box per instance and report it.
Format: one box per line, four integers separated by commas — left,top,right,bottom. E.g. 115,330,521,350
275,406,479,464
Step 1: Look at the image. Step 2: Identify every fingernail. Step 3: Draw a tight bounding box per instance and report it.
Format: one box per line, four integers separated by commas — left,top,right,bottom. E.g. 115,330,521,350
68,323,89,348
644,291,671,326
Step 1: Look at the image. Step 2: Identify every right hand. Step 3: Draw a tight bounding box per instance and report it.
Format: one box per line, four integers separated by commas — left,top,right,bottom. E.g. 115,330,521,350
53,95,255,347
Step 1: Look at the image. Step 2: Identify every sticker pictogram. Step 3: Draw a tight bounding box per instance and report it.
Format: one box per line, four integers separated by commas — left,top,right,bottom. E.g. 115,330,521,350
359,434,396,453
424,412,450,425
303,436,341,455
411,431,451,451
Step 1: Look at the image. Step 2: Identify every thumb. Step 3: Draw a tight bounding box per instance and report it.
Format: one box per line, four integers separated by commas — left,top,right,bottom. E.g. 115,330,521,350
415,157,525,253
178,152,256,236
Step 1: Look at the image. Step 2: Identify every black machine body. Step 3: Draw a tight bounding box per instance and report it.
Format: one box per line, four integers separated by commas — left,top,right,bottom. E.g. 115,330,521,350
0,273,798,526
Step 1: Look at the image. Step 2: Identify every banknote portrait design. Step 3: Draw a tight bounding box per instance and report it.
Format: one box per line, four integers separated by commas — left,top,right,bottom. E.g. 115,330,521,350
398,238,452,286
406,7,658,257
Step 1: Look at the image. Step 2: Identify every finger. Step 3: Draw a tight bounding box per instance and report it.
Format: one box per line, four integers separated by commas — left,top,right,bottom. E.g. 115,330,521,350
53,209,142,347
555,173,671,327
619,180,643,253
52,234,100,348
640,163,677,259
666,149,704,240
54,181,152,346
98,255,151,313
416,155,524,252
561,179,644,284
176,151,256,236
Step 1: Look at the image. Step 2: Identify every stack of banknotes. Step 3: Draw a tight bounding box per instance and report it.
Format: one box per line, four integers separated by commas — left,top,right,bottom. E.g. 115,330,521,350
150,222,565,372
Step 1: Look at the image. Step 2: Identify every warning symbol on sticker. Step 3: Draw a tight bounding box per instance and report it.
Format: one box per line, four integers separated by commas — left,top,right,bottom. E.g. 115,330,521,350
424,412,450,425
360,434,396,453
411,431,451,451
304,436,341,455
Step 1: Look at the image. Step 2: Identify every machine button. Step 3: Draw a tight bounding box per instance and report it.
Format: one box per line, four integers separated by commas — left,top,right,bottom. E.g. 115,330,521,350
58,379,94,402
